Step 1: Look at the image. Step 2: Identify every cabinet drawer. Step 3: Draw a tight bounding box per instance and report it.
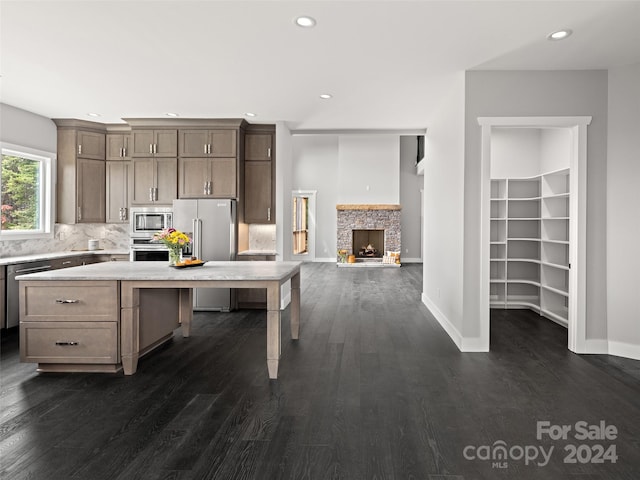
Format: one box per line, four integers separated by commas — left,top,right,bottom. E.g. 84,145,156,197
21,281,118,322
20,321,119,363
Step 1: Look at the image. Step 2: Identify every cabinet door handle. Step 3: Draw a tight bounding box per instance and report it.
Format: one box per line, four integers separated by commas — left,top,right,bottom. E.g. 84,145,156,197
154,143,157,154
204,181,208,195
55,299,80,304
123,207,128,220
62,260,72,265
154,187,158,201
267,207,271,221
78,144,82,155
55,341,79,346
77,206,82,221
149,143,153,154
208,144,212,155
204,144,208,155
267,147,271,158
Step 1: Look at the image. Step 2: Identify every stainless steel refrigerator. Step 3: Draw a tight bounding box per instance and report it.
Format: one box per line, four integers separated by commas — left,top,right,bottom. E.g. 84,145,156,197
172,199,236,311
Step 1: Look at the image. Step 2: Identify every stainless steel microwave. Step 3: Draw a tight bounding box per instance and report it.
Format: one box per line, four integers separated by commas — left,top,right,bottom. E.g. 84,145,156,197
130,207,173,238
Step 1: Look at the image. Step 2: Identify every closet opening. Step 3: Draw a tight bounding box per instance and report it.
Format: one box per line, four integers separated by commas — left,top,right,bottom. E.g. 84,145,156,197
478,116,591,354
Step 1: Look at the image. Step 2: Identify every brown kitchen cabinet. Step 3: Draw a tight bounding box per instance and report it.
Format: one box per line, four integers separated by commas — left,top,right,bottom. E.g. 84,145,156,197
131,157,177,205
236,255,276,309
106,132,132,160
243,126,275,224
178,157,236,198
131,129,178,158
20,281,120,369
245,133,273,161
106,161,132,222
54,120,107,224
178,129,237,158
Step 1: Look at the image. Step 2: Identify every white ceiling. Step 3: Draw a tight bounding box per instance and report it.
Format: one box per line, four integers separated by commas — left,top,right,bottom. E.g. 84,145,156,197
1,0,639,131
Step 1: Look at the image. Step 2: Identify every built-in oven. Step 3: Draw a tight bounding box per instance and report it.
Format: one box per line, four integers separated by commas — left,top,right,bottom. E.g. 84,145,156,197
129,207,173,261
129,241,170,262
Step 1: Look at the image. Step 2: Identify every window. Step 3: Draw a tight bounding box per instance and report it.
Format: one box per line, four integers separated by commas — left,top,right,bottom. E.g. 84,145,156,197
1,143,55,239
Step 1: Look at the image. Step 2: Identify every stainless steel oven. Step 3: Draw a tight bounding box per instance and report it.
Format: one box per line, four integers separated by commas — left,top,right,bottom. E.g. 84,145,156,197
130,207,173,238
129,207,173,261
129,240,170,262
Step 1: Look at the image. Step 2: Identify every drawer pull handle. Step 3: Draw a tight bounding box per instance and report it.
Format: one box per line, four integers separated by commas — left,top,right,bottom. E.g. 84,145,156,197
55,299,80,304
55,341,79,346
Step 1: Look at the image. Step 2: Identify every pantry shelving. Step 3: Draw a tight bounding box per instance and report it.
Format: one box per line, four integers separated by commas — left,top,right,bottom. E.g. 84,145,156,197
490,167,570,326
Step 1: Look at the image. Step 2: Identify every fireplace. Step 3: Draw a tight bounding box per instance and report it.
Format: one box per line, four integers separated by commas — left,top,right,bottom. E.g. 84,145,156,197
353,229,384,258
336,204,401,266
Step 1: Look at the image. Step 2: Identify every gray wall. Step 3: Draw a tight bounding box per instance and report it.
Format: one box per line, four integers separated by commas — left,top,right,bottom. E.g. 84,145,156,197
607,62,640,357
399,136,422,261
464,70,609,340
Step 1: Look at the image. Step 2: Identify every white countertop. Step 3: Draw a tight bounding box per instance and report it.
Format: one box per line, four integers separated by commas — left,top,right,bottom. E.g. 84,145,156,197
16,260,301,282
0,250,130,266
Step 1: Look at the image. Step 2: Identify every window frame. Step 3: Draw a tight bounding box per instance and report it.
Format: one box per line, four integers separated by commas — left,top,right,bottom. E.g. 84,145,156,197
0,142,56,240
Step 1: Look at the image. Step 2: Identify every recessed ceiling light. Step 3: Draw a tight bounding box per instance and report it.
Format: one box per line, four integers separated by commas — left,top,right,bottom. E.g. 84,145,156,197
245,112,257,117
165,112,179,117
319,94,332,99
295,16,316,28
547,29,572,41
87,112,101,117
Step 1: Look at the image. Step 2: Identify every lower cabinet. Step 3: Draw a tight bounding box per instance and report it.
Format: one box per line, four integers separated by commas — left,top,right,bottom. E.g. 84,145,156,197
236,255,275,309
19,281,120,371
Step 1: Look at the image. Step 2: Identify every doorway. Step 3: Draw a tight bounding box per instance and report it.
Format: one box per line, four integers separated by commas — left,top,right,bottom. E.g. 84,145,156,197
291,190,316,261
478,116,591,354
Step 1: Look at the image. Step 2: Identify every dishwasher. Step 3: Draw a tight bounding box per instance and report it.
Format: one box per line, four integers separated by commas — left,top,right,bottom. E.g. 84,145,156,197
6,261,52,329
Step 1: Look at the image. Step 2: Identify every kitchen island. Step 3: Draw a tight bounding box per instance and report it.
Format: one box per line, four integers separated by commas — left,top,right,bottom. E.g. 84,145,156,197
17,261,301,379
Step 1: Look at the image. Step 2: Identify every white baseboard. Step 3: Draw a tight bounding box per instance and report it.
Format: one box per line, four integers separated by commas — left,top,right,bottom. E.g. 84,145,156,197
608,340,640,361
422,293,463,349
421,293,489,352
575,339,640,360
580,339,609,354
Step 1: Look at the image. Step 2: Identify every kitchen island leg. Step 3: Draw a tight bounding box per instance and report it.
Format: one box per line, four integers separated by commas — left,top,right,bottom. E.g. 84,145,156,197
266,281,282,379
290,271,300,340
120,282,139,375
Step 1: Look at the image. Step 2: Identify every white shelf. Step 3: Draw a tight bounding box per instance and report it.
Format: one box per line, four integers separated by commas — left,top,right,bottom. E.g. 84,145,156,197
541,261,569,271
541,284,568,297
491,167,570,328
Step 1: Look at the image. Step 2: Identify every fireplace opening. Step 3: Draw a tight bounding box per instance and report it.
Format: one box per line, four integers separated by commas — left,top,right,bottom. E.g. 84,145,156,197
353,229,384,258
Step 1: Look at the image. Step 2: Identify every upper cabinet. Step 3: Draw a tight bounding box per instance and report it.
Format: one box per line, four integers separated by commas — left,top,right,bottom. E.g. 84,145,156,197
245,133,272,161
106,131,133,160
76,130,106,160
179,129,237,158
53,119,106,224
243,125,275,224
131,158,177,205
131,129,178,157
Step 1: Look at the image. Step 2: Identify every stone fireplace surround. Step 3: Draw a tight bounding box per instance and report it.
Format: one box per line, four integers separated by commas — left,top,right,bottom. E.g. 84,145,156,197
336,204,401,261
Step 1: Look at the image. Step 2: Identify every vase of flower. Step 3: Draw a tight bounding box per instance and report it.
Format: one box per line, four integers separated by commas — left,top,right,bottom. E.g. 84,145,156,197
168,246,181,266
152,228,191,266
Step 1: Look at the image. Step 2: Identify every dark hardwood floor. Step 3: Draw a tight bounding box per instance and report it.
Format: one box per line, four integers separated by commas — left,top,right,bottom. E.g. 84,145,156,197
1,263,639,479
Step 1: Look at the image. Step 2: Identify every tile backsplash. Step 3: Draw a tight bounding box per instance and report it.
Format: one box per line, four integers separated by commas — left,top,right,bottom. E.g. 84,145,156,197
0,223,129,257
248,224,276,251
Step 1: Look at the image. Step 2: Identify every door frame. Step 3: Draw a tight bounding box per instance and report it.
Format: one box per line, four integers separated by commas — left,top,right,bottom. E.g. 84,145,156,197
477,116,592,353
291,190,317,261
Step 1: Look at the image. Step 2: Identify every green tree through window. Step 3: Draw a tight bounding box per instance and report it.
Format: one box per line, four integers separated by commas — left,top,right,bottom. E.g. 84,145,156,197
1,154,41,231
